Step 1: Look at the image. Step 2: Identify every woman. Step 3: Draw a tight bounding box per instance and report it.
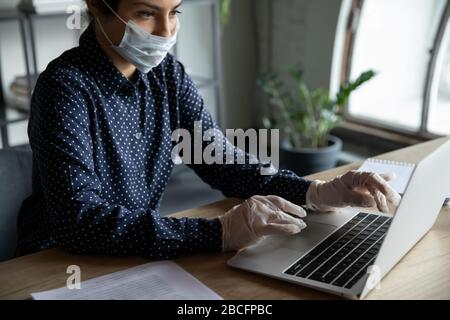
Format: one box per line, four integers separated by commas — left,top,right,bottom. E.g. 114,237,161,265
17,0,400,258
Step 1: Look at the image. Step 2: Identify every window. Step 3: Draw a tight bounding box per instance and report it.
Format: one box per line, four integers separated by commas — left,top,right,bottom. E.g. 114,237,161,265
428,13,450,135
344,0,449,136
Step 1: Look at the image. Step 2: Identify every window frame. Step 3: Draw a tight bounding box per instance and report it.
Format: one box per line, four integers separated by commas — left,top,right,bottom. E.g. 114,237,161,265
423,0,450,136
341,0,450,140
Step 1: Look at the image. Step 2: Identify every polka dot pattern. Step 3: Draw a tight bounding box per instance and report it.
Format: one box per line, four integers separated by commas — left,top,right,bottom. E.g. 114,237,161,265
17,23,311,258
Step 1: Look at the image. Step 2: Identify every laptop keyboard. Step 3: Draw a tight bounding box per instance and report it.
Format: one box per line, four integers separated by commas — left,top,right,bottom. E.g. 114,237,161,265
284,212,392,289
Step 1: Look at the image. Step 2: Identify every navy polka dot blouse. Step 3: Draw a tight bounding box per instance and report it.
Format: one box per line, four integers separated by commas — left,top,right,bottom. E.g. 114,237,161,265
17,23,312,259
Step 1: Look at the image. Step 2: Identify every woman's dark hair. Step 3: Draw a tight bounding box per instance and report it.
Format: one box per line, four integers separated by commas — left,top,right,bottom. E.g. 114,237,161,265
86,0,121,15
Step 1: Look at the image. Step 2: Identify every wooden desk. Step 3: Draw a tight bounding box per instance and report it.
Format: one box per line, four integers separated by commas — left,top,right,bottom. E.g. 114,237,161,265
1,138,449,300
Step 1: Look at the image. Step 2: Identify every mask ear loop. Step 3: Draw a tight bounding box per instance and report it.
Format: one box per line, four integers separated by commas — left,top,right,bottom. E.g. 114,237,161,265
100,0,128,25
96,0,129,47
95,16,115,47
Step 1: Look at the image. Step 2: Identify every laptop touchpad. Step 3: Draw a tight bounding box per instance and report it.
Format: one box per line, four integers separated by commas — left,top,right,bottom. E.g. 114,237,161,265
280,221,338,252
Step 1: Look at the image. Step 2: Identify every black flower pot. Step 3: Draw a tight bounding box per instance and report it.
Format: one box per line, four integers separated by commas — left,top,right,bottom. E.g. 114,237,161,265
280,135,343,177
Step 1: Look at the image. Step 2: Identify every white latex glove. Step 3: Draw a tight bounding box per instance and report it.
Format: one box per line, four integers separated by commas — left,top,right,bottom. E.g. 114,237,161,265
306,170,401,213
218,195,308,252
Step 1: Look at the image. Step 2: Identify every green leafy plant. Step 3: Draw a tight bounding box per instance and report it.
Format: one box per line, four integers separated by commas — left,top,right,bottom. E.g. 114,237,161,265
258,67,376,149
219,0,232,25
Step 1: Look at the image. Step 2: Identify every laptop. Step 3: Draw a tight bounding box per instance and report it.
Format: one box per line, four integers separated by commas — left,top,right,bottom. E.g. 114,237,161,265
227,139,450,299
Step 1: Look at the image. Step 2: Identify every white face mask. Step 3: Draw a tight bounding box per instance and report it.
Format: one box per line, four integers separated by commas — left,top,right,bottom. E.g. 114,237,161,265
96,0,180,73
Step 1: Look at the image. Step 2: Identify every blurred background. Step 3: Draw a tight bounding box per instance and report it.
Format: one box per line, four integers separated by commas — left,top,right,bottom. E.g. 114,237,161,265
0,0,449,215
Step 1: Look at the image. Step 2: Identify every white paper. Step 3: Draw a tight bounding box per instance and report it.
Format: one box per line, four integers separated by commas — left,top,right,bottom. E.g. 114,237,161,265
358,158,450,204
31,261,222,300
358,159,416,194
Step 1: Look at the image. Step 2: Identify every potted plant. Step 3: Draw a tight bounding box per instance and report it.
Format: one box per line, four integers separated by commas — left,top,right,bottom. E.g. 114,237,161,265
258,67,375,176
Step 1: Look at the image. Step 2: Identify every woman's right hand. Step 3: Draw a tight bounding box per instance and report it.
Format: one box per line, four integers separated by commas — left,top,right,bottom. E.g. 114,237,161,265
218,195,308,252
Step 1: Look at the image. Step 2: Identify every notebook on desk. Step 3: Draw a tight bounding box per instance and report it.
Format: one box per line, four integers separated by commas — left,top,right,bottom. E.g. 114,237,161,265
358,158,450,205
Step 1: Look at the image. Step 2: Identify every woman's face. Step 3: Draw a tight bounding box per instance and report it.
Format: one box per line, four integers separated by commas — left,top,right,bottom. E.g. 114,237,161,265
89,0,182,45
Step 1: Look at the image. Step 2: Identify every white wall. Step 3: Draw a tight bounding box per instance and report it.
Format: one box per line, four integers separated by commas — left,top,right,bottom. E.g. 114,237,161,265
177,3,217,120
302,0,343,90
